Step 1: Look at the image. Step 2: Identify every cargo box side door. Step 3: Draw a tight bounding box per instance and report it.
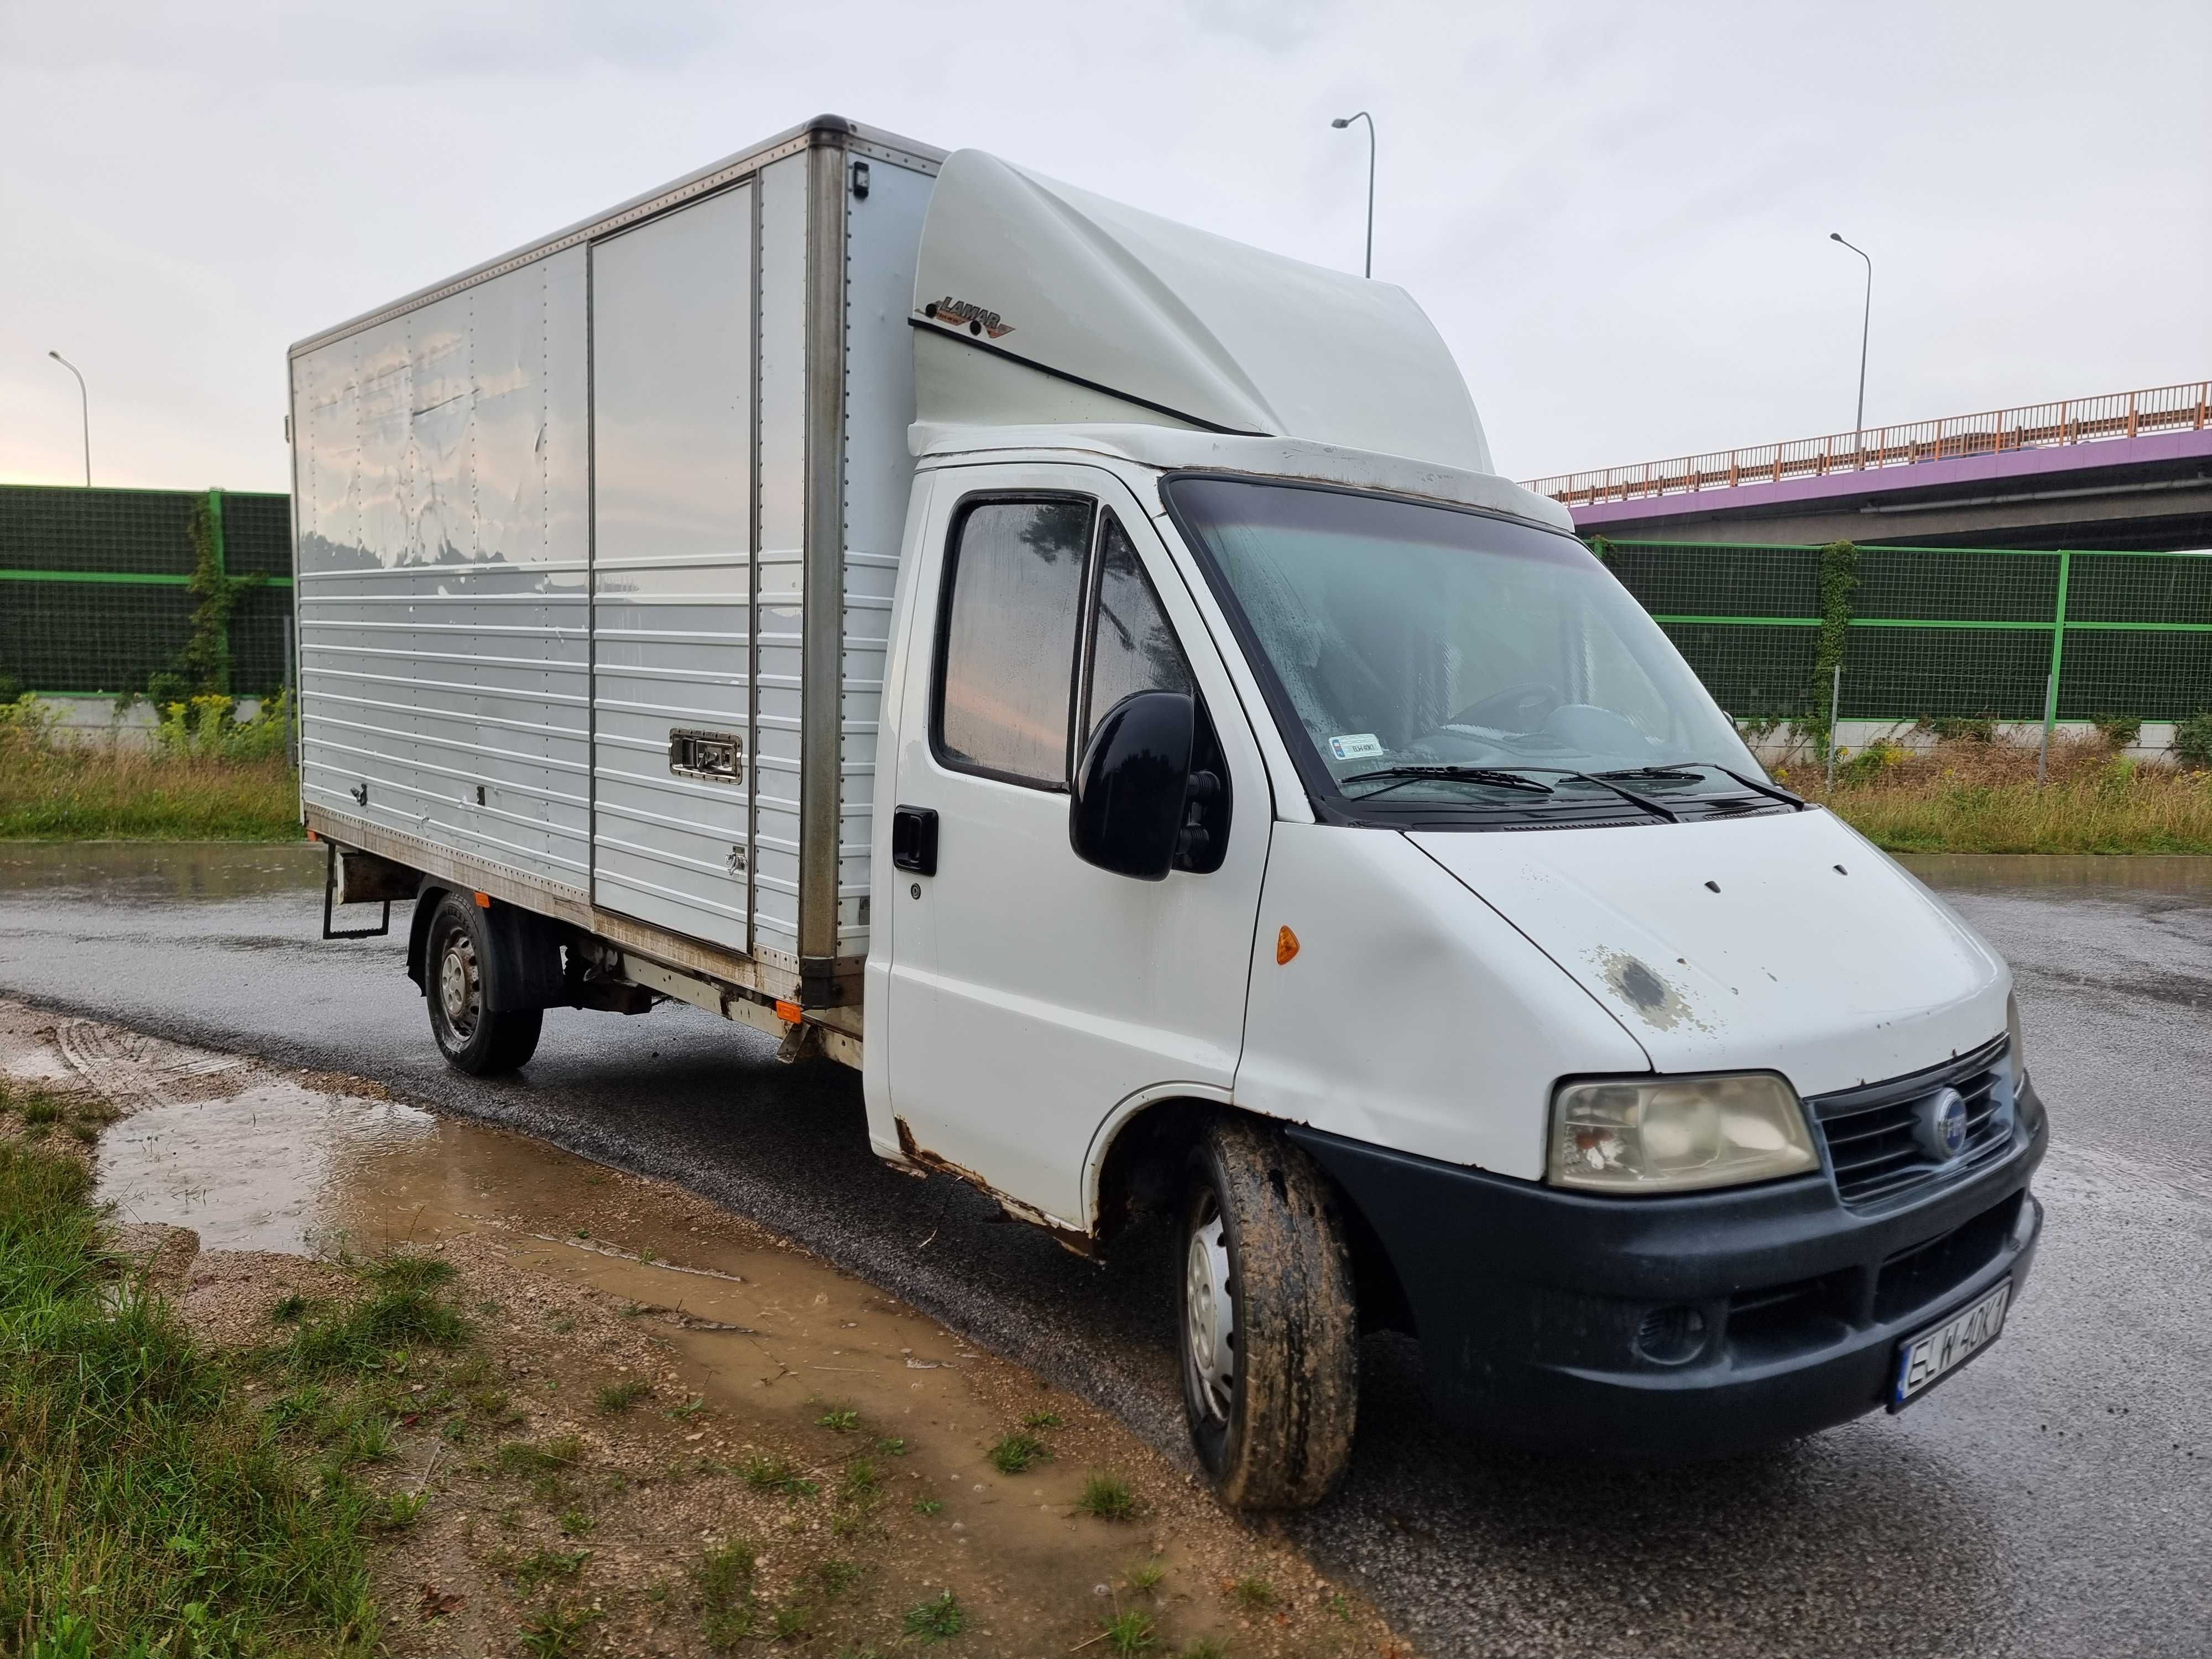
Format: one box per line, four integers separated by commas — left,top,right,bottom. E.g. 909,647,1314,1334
588,185,757,950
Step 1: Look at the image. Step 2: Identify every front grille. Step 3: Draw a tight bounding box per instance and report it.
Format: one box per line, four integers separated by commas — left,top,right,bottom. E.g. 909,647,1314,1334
1812,1038,2013,1209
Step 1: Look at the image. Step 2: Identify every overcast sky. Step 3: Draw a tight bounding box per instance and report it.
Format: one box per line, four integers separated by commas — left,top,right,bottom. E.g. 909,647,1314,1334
3,0,2206,494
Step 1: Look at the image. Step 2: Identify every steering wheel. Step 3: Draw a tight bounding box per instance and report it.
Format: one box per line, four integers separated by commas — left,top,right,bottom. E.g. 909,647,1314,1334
1445,681,1562,733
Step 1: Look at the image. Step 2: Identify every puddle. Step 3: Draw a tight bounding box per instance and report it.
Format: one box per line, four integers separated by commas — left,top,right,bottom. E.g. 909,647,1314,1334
0,839,323,900
2,1000,1394,1657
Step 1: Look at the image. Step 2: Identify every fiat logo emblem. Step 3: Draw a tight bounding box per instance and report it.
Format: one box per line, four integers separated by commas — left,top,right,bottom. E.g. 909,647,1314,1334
1915,1086,1969,1161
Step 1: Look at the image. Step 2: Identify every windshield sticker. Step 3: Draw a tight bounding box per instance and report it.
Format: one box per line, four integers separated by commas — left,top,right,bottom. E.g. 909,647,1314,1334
1328,733,1385,761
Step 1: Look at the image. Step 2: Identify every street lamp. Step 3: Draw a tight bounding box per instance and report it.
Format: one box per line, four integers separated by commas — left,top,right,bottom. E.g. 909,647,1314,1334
1828,233,1872,443
1330,111,1375,279
48,351,90,486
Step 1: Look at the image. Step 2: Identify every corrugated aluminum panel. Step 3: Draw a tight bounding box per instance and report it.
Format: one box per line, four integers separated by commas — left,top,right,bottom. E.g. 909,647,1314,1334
750,154,810,969
837,155,935,965
587,186,757,952
293,249,592,893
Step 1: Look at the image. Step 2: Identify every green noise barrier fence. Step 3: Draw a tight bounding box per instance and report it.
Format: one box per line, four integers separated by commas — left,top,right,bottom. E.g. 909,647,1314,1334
5,489,2209,739
1595,538,2212,740
0,484,294,697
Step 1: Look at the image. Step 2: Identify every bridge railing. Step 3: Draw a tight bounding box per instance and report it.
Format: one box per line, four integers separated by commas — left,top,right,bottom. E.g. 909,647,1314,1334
1525,380,2211,508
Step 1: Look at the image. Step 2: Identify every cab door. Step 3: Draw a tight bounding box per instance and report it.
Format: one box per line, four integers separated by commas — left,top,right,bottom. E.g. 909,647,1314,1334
880,463,1270,1230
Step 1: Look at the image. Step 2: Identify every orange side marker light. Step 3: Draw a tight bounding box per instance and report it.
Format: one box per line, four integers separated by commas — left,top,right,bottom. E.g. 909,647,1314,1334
473,891,492,909
1276,925,1300,966
774,1000,804,1025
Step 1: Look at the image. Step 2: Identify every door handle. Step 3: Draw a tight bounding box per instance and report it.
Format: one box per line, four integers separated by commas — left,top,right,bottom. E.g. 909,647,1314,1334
891,805,938,875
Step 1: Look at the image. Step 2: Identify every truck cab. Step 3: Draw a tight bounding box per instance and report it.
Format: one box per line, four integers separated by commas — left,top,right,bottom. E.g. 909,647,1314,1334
291,119,2044,1511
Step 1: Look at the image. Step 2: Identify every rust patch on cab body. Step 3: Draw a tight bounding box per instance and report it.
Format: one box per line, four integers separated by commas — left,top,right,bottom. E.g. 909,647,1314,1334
894,1117,1094,1256
1589,947,1710,1033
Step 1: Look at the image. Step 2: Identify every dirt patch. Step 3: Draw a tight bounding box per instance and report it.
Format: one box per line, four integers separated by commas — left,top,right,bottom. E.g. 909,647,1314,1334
0,998,1412,1658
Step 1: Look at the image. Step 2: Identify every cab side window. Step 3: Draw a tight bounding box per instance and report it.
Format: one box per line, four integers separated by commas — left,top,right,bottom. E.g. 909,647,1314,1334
1081,512,1194,742
935,498,1092,788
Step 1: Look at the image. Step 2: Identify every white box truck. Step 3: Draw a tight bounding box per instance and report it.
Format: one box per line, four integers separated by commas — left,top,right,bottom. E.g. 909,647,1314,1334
290,116,2046,1507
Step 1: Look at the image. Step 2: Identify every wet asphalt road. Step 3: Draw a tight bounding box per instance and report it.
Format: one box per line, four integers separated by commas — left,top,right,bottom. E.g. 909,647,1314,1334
1,844,2205,1658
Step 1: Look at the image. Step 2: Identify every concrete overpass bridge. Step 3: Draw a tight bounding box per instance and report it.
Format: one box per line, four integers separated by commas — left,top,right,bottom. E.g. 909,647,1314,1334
1525,380,2211,550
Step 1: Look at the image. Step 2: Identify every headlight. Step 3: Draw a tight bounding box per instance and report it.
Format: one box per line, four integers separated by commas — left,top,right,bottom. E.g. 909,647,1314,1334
2006,991,2027,1083
1549,1073,1819,1194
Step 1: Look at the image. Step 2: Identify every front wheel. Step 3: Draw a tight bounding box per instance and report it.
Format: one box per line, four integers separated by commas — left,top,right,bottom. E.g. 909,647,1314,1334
1178,1118,1358,1509
424,893,542,1075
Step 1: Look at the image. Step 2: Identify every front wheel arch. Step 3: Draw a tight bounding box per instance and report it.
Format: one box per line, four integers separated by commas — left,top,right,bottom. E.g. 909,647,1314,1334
1089,1099,1414,1337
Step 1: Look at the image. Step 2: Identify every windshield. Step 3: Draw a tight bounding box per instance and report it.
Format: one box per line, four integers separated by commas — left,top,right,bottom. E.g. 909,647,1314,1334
1164,476,1760,810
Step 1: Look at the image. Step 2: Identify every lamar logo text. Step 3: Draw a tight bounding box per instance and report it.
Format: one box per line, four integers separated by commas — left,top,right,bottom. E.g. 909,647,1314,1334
922,296,1015,340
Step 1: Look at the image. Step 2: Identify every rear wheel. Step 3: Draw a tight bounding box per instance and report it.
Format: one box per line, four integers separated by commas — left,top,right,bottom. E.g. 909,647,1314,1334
424,893,542,1074
1177,1118,1358,1509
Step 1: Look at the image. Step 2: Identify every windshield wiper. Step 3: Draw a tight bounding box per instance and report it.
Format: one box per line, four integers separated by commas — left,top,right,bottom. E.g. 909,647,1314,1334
1473,766,1683,822
1342,764,1557,802
1598,764,1807,812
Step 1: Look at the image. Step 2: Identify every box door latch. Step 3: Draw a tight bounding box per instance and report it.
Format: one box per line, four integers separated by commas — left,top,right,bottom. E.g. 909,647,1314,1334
669,728,744,783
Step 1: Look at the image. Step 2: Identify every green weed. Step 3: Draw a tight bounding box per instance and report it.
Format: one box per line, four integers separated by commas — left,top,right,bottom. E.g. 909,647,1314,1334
518,1601,600,1658
987,1430,1052,1474
692,1541,759,1648
815,1405,861,1432
505,1548,591,1592
741,1453,820,1498
1078,1470,1137,1521
1231,1575,1275,1609
903,1589,964,1643
839,1457,883,1501
495,1434,584,1479
772,1600,813,1639
283,1263,468,1376
1100,1608,1158,1655
1019,1408,1062,1429
595,1376,651,1413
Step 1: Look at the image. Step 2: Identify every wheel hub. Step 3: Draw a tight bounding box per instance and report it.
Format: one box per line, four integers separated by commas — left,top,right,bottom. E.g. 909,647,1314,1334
1185,1201,1235,1423
437,932,481,1035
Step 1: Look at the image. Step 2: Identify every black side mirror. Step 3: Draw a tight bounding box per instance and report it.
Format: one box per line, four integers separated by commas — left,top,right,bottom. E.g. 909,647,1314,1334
1070,691,1197,880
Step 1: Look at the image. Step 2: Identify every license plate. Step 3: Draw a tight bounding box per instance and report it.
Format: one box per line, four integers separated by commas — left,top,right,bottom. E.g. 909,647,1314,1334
1891,1280,2010,1409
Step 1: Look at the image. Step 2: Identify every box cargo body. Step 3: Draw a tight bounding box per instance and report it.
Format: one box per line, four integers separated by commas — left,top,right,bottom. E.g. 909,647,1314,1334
288,119,941,1011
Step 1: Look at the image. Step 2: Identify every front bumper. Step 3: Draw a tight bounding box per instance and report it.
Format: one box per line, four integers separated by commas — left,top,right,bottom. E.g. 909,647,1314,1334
1288,1078,2047,1458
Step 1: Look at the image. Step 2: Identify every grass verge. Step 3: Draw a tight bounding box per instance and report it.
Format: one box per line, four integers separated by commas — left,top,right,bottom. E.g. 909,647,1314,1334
0,1134,377,1652
0,696,300,841
1780,734,2212,854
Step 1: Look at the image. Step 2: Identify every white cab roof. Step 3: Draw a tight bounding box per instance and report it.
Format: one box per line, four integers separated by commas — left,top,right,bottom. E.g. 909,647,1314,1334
912,423,1571,533
912,150,1493,475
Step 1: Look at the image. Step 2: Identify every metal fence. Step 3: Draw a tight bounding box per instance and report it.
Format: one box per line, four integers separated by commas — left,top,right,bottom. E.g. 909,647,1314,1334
1527,380,2211,508
6,489,2208,740
1601,539,2212,738
0,484,294,697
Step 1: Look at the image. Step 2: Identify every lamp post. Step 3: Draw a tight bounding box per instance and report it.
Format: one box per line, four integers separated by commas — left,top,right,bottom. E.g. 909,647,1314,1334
1330,111,1375,278
48,351,90,486
1828,233,1872,444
